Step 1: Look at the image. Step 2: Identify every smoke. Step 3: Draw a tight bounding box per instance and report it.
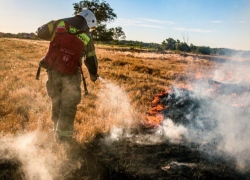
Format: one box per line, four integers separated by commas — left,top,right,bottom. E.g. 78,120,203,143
100,55,250,169
97,80,136,131
134,118,188,145
212,63,250,84
97,80,189,145
0,131,75,180
98,62,250,169
181,54,250,169
159,118,188,141
106,118,188,145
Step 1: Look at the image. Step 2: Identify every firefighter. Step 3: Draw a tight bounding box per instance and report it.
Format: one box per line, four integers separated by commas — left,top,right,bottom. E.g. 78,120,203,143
37,10,98,142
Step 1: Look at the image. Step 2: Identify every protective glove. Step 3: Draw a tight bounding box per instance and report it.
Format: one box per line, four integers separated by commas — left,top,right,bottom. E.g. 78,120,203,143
90,74,98,82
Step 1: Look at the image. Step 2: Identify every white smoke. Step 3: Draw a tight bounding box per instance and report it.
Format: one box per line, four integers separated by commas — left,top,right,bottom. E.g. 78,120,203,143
97,62,250,169
134,118,188,145
159,119,188,141
97,80,189,145
182,56,250,168
97,80,135,131
212,63,250,84
106,118,188,145
0,131,71,180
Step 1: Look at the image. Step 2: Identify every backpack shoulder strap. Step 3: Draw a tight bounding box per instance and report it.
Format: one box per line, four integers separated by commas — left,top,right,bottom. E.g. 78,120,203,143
74,29,88,35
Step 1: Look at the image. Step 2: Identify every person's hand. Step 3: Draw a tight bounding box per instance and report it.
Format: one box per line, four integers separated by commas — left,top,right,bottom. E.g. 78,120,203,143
90,74,98,82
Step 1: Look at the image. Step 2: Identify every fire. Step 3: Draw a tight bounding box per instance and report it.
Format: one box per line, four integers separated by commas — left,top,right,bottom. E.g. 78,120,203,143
146,114,164,126
143,71,250,128
144,89,169,128
152,96,160,105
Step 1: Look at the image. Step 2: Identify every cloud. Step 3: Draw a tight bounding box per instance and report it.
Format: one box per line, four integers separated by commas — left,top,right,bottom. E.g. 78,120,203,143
137,18,175,24
209,21,222,23
136,24,164,28
173,27,216,33
117,18,143,24
114,18,165,29
238,21,246,23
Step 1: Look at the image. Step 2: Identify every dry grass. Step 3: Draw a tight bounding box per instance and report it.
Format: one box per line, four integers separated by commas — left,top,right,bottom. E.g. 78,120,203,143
0,38,215,144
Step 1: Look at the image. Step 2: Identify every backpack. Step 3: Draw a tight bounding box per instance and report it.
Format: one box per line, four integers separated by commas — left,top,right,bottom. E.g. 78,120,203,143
42,21,85,74
36,20,89,94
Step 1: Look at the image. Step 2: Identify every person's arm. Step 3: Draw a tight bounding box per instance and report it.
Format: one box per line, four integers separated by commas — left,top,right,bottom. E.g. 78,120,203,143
84,37,98,81
37,20,58,41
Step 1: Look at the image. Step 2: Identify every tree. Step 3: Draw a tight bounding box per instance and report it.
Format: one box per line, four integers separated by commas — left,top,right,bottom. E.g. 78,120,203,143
161,40,167,50
176,42,190,52
110,26,126,44
190,43,197,52
162,38,177,50
73,0,117,24
91,24,114,41
196,46,211,55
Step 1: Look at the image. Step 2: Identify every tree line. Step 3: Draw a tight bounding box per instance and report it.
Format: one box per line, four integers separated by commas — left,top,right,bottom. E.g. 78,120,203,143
0,32,38,39
161,37,250,56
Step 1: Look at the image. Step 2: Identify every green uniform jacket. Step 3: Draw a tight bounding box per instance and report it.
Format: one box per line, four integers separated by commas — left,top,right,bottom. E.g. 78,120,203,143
37,17,98,76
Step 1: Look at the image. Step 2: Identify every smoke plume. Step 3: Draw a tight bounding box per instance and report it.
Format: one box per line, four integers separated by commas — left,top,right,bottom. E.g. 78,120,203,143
181,57,250,169
97,80,136,133
0,131,72,180
97,56,250,170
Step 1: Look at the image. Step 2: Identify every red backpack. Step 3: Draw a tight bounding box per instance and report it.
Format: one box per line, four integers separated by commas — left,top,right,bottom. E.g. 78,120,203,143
43,21,85,74
36,21,89,94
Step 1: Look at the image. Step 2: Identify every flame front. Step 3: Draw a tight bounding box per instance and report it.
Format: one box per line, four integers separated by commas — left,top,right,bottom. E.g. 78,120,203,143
144,89,169,128
143,71,250,128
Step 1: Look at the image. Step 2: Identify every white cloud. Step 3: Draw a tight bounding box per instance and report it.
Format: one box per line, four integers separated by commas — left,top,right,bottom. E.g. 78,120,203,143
136,24,164,28
238,21,246,23
209,21,222,23
114,18,165,29
173,27,216,33
137,18,175,24
117,18,143,24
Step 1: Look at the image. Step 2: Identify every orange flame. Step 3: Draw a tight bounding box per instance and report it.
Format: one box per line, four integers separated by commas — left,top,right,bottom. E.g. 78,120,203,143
146,114,164,126
144,89,169,128
144,72,250,128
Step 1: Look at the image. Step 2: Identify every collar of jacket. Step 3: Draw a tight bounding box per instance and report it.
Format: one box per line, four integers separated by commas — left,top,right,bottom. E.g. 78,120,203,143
62,16,89,31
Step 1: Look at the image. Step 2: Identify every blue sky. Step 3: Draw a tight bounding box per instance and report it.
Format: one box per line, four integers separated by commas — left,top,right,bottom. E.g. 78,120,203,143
0,0,249,50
